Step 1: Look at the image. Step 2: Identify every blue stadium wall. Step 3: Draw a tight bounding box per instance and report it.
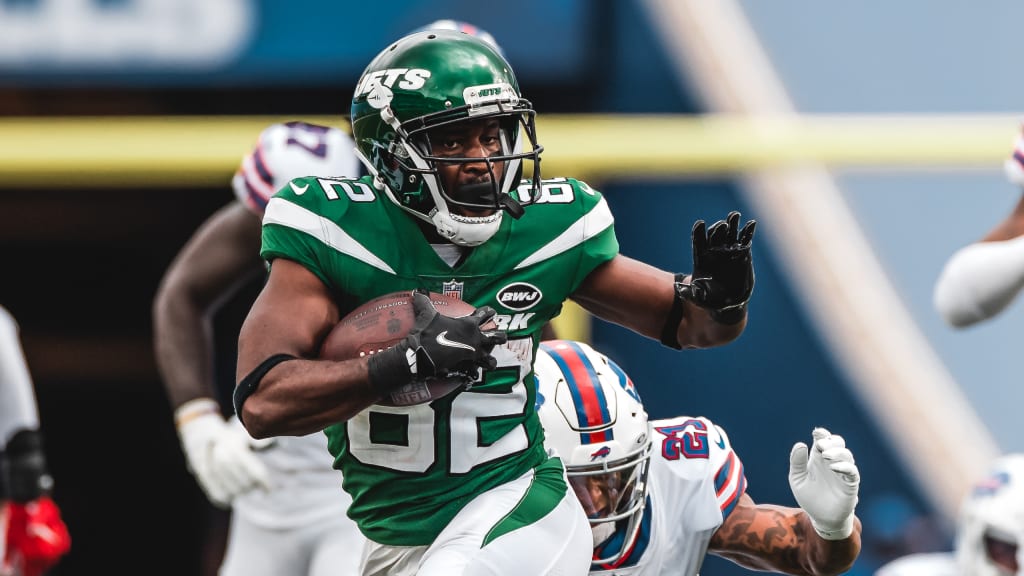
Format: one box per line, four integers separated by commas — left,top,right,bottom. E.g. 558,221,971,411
587,3,941,574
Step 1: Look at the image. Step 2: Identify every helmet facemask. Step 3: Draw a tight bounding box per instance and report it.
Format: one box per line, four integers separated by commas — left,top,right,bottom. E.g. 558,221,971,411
381,98,541,246
567,440,652,561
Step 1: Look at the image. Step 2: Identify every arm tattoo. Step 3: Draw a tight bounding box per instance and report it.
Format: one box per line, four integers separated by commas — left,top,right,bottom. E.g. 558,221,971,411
708,499,859,575
712,504,803,571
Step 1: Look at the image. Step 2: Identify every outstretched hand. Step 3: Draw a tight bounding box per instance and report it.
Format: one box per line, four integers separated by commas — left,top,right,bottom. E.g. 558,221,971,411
685,211,756,324
788,427,860,541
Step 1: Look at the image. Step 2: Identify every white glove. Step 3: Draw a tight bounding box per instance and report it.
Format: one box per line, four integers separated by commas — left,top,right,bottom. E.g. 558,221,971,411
175,398,271,508
788,427,860,540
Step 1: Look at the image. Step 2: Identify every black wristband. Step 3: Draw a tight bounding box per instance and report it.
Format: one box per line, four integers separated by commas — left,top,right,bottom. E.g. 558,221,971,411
710,303,747,326
2,428,52,502
233,353,298,423
367,344,414,395
659,273,688,350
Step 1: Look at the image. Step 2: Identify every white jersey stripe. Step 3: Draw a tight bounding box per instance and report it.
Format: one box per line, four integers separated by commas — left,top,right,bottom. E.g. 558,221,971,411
514,197,614,270
264,197,396,274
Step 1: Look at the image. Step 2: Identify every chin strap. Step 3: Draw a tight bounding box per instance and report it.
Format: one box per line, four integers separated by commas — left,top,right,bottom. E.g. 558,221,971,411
500,193,525,218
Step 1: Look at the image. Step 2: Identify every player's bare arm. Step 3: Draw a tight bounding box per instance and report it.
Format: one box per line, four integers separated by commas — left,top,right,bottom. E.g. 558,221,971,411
572,255,743,347
933,151,1024,327
708,495,861,576
154,201,265,408
235,258,381,438
236,261,505,438
573,210,756,349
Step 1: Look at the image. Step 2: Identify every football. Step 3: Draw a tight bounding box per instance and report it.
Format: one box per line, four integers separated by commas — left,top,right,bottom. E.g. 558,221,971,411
319,291,483,407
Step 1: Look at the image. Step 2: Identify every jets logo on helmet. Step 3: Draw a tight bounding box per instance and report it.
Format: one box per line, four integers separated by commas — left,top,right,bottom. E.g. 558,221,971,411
354,68,431,99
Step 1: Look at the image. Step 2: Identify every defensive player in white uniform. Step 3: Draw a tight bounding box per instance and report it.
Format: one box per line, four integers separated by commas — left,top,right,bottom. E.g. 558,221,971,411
875,454,1024,576
533,340,863,575
153,120,364,576
934,124,1024,327
154,21,509,576
0,305,71,576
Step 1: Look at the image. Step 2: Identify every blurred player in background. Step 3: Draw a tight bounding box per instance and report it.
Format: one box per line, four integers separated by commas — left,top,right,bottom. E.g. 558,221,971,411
154,120,363,576
0,305,71,576
534,340,862,576
153,19,511,576
875,453,1024,576
934,125,1024,327
234,29,756,576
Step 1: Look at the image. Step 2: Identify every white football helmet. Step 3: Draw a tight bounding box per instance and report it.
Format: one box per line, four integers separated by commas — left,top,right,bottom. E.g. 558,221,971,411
956,454,1024,576
534,340,652,566
416,19,505,57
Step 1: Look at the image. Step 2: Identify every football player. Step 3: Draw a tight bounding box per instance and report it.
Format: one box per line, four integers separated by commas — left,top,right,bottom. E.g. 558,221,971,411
534,339,862,576
0,305,71,576
875,454,1024,576
234,29,758,575
154,21,512,576
934,124,1024,327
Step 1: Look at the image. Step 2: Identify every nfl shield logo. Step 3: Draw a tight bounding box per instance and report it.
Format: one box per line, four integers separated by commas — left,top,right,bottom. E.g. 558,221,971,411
442,279,464,300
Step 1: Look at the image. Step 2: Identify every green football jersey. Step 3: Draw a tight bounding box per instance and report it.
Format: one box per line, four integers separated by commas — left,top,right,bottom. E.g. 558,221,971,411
260,174,618,545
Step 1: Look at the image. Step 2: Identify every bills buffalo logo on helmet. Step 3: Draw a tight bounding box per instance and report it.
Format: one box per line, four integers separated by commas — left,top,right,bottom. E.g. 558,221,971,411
496,282,542,311
590,446,612,461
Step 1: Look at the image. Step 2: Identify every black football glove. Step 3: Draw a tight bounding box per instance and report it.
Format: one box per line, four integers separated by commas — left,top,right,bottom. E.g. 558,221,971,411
682,211,757,324
367,290,508,394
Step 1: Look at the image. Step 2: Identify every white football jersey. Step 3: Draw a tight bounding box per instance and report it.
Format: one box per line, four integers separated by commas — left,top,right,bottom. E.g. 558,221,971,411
0,305,40,446
229,121,359,528
590,415,747,576
874,552,957,576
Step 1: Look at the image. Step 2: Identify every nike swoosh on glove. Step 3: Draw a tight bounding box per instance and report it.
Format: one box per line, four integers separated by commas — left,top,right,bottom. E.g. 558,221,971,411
788,427,860,540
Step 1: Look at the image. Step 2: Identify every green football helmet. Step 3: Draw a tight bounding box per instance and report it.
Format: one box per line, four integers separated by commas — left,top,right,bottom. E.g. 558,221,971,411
351,29,543,246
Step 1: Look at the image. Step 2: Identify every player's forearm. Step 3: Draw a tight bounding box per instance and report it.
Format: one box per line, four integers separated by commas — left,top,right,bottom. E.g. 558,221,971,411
239,357,381,438
710,504,860,576
933,235,1024,327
